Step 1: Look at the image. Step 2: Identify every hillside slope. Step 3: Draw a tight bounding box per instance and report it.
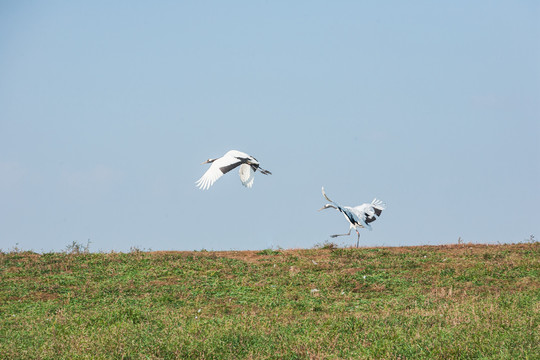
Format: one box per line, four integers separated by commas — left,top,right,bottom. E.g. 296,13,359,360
1,243,538,359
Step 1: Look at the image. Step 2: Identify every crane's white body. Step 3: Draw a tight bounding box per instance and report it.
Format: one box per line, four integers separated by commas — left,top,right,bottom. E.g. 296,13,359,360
319,187,385,247
196,150,271,190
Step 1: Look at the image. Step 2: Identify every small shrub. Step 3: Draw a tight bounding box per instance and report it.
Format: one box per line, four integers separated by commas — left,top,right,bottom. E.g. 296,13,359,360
314,240,339,250
64,240,91,254
257,249,280,256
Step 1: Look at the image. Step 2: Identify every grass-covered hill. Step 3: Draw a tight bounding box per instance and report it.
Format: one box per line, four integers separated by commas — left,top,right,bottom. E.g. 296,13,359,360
1,243,538,359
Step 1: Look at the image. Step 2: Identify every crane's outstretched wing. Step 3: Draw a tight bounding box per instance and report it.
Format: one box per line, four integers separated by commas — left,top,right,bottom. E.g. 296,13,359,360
365,199,385,224
352,199,386,225
196,155,244,190
370,199,385,215
239,164,255,188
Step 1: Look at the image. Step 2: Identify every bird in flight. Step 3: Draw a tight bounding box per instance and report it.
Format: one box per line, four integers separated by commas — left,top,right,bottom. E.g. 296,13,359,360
196,150,272,190
318,187,385,247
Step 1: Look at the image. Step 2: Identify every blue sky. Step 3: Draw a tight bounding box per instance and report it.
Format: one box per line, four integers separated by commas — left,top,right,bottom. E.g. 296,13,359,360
1,1,539,252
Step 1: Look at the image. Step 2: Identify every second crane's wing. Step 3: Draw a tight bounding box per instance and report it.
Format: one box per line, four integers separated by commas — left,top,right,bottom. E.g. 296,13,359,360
196,155,244,190
353,199,385,224
366,199,385,223
239,164,255,188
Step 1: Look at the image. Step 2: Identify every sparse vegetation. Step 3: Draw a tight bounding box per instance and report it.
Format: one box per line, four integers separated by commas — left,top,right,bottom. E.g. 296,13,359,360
63,239,91,254
1,243,538,359
256,249,281,256
313,240,339,250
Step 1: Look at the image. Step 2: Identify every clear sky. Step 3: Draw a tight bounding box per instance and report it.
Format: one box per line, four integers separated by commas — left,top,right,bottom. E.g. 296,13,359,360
1,2,539,252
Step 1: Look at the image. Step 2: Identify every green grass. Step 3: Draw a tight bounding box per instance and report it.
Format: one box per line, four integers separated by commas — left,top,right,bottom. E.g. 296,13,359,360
1,243,538,359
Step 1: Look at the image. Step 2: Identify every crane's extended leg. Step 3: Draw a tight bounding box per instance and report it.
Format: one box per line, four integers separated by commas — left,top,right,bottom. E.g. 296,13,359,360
330,229,351,238
355,230,360,248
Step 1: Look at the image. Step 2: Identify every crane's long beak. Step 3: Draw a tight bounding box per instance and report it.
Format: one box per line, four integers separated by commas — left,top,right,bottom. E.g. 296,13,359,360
201,158,215,165
318,204,337,211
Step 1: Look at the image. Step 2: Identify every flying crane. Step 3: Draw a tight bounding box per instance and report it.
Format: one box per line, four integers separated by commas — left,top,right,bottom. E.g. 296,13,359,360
196,150,271,190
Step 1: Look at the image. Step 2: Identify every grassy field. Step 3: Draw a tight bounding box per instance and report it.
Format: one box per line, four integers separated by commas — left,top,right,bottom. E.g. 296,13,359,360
1,242,538,359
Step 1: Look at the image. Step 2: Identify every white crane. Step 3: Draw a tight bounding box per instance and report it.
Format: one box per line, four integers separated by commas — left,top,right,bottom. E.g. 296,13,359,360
318,187,385,247
196,150,272,190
